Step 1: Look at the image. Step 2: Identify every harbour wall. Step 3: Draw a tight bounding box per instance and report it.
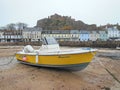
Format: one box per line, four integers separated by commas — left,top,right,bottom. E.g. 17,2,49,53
0,41,120,48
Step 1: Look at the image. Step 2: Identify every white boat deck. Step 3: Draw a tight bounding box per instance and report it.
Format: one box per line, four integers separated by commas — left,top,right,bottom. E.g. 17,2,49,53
17,37,97,55
17,48,97,55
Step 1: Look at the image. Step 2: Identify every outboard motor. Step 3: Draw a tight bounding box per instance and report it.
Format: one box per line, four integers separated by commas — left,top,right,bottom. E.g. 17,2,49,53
23,45,35,53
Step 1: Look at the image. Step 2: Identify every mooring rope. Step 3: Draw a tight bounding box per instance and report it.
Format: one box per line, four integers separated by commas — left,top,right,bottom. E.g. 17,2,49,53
0,54,15,66
95,54,120,84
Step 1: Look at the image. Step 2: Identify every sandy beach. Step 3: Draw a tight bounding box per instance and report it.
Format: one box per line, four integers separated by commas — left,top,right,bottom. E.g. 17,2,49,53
0,46,120,90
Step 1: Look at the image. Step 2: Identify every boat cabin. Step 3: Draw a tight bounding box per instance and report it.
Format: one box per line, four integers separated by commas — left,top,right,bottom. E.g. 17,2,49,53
42,37,58,45
41,37,60,51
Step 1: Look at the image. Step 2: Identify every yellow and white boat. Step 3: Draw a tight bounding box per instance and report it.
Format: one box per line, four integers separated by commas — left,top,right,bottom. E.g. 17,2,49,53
16,37,97,71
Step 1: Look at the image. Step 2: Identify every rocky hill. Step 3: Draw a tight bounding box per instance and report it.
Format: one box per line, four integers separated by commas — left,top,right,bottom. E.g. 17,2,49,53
36,14,98,30
36,14,120,30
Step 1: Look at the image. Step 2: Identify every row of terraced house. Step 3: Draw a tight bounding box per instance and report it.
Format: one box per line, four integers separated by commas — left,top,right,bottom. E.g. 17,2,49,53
0,26,120,42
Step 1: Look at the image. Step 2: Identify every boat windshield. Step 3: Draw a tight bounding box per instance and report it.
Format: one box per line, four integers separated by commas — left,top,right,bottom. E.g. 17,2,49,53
42,37,58,45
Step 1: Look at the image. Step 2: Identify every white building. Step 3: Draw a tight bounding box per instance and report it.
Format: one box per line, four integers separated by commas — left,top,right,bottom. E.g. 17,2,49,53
41,30,71,41
107,26,120,38
3,30,22,42
99,30,108,41
70,30,80,41
23,27,42,42
89,31,99,41
0,30,4,42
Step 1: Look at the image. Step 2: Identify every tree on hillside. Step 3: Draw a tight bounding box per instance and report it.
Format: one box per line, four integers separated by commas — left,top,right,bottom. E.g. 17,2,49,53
16,22,28,30
6,23,16,30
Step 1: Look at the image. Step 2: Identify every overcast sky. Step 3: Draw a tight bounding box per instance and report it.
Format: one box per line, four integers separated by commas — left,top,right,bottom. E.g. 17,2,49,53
0,0,120,27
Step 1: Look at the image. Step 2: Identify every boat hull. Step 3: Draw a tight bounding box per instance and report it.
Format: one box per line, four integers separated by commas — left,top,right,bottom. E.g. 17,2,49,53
16,51,96,71
18,60,89,71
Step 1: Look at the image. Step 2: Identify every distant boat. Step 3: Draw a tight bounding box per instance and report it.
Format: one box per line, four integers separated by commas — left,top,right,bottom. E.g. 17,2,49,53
15,37,97,71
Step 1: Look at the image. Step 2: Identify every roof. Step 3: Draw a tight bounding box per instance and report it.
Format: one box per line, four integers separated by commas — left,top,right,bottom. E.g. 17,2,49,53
42,30,70,34
80,30,90,34
70,30,79,34
23,27,42,32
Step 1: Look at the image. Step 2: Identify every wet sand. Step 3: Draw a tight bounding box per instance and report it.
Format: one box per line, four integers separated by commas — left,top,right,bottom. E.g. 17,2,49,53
0,46,120,90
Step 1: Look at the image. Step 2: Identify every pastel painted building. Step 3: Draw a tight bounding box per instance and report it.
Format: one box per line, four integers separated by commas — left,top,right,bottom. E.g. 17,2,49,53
79,30,90,41
3,30,23,42
42,30,71,41
51,30,71,41
23,27,42,42
107,26,120,38
89,31,99,41
99,30,108,41
70,30,80,41
0,30,4,42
